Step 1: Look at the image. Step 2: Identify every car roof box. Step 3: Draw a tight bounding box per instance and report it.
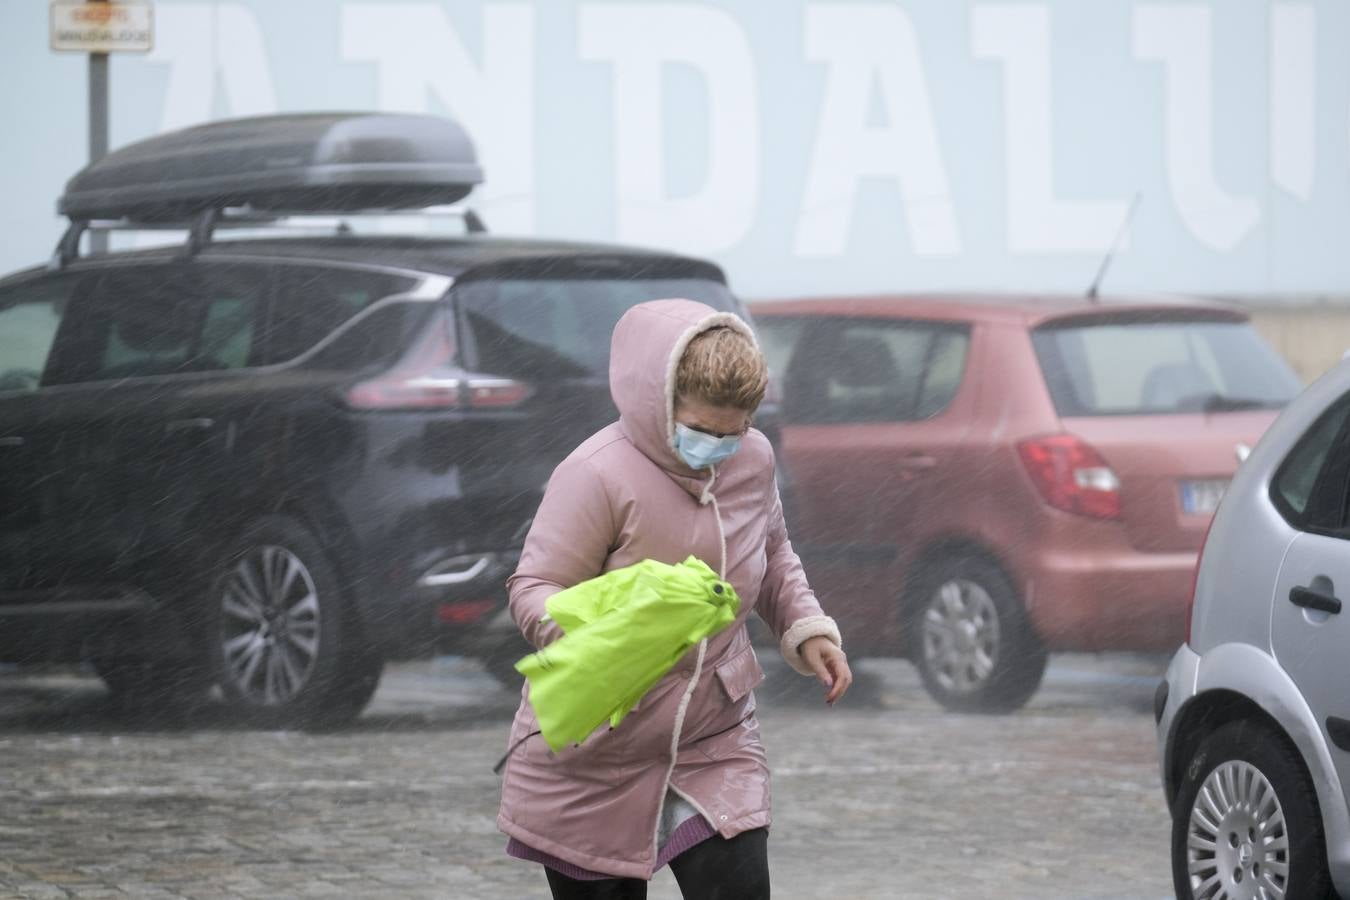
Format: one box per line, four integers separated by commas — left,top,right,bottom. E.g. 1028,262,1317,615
58,112,483,222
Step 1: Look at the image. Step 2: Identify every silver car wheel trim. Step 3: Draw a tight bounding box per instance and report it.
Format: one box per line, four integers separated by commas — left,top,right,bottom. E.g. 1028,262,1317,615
920,579,1000,694
220,545,321,706
1186,760,1290,900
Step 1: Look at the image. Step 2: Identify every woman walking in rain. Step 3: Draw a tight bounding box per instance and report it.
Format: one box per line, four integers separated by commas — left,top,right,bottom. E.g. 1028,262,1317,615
497,299,852,899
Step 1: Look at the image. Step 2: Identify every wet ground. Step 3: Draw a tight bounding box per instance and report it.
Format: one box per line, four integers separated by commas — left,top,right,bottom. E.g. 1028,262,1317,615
0,652,1172,899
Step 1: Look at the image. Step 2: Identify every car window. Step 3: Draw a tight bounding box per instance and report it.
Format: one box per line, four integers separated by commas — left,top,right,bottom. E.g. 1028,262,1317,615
456,277,737,379
756,318,806,393
775,317,968,424
300,302,435,372
44,266,266,385
265,267,419,364
1272,393,1350,528
916,329,970,419
0,276,76,393
198,283,262,370
1032,318,1301,416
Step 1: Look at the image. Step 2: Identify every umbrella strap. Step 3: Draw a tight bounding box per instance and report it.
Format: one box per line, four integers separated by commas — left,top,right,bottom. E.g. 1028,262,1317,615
492,729,541,775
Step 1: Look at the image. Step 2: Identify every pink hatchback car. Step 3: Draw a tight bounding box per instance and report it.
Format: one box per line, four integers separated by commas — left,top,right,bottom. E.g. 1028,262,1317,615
750,295,1300,711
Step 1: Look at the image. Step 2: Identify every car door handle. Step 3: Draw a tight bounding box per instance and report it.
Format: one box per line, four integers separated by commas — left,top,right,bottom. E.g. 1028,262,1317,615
1290,585,1342,615
897,455,937,469
0,436,24,448
164,418,215,434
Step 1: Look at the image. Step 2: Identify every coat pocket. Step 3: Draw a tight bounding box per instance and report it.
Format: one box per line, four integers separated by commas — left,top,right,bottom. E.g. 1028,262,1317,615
714,643,765,704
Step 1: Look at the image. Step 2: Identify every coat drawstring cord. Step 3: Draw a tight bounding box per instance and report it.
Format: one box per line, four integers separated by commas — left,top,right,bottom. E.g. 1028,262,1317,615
699,466,728,580
647,466,723,850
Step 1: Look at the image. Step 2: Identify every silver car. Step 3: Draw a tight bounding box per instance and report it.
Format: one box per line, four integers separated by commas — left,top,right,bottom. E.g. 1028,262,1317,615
1158,359,1350,899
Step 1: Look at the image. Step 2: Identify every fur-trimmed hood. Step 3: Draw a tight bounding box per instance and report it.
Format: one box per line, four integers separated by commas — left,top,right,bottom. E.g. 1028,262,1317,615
608,299,759,496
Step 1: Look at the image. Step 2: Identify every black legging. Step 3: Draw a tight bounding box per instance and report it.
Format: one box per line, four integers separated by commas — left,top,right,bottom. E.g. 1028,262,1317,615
544,827,770,900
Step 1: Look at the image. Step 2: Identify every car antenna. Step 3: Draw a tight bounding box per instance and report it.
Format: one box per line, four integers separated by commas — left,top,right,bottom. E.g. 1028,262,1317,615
1086,191,1141,303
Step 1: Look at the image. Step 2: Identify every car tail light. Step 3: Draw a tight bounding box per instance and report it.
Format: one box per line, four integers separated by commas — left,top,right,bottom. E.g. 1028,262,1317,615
1017,434,1122,520
1186,518,1217,645
463,378,533,408
1184,567,1199,646
346,375,461,409
345,324,532,410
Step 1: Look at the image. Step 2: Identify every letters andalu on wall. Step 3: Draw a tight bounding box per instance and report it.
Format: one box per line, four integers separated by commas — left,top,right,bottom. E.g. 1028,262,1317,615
5,1,1348,296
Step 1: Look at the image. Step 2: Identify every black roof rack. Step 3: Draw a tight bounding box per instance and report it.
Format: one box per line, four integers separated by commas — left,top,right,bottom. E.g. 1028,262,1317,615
53,112,485,268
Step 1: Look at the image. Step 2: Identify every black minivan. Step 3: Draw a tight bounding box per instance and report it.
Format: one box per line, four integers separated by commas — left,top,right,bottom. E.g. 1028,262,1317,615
0,113,755,726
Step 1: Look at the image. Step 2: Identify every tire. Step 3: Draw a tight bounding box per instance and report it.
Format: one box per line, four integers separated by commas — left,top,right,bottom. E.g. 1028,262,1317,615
1172,720,1332,900
207,515,384,729
907,554,1047,713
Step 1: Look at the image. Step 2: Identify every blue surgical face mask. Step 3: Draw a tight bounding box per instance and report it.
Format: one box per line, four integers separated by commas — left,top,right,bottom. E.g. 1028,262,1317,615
674,423,742,470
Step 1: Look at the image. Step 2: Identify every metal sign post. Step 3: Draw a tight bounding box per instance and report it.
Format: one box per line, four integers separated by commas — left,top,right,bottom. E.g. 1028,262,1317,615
50,0,153,254
87,14,109,253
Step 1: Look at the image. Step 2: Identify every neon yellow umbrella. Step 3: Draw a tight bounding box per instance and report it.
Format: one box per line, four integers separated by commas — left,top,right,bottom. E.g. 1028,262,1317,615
516,556,740,752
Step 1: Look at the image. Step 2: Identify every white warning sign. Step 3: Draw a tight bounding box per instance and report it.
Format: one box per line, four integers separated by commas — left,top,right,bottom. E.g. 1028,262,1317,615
50,2,153,54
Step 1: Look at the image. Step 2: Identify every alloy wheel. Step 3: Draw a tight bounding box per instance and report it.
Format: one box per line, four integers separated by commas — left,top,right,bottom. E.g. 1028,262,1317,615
921,578,1001,695
218,545,322,706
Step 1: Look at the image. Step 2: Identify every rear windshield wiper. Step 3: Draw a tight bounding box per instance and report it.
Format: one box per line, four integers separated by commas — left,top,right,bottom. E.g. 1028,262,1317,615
1200,394,1276,413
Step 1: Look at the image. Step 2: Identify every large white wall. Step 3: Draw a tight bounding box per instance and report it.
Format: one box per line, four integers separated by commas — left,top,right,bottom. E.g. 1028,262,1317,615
3,0,1348,298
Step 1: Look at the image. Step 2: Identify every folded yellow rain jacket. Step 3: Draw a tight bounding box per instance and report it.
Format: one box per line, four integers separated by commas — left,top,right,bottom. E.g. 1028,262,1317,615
516,556,740,752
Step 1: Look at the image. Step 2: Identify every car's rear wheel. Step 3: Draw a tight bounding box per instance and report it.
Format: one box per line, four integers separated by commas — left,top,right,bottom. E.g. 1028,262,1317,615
1172,720,1331,900
908,554,1046,713
209,516,383,729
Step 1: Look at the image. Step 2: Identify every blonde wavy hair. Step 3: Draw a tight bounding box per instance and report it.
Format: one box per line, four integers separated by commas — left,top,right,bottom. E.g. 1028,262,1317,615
675,326,769,412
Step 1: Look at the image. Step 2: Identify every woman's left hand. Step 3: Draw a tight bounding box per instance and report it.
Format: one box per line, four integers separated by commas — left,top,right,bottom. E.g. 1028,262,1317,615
799,636,852,706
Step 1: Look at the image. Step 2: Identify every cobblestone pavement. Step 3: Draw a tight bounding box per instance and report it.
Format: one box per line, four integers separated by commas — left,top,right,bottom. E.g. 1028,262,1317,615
0,653,1173,899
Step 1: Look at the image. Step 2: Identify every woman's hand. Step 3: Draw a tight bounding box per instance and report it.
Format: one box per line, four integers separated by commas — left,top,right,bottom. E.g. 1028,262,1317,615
799,636,852,705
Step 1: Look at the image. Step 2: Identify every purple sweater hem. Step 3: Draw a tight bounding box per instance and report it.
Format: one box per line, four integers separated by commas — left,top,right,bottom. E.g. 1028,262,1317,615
506,815,717,881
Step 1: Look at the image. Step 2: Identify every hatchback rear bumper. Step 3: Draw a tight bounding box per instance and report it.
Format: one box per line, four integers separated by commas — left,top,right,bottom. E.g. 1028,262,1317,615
1023,545,1197,651
353,548,518,661
1155,642,1200,800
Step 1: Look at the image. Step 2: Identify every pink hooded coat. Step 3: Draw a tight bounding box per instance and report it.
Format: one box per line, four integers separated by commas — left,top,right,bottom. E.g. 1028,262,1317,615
497,299,841,880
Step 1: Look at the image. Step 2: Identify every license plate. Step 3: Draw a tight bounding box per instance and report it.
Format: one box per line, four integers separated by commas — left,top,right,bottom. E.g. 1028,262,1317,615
1181,479,1228,515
